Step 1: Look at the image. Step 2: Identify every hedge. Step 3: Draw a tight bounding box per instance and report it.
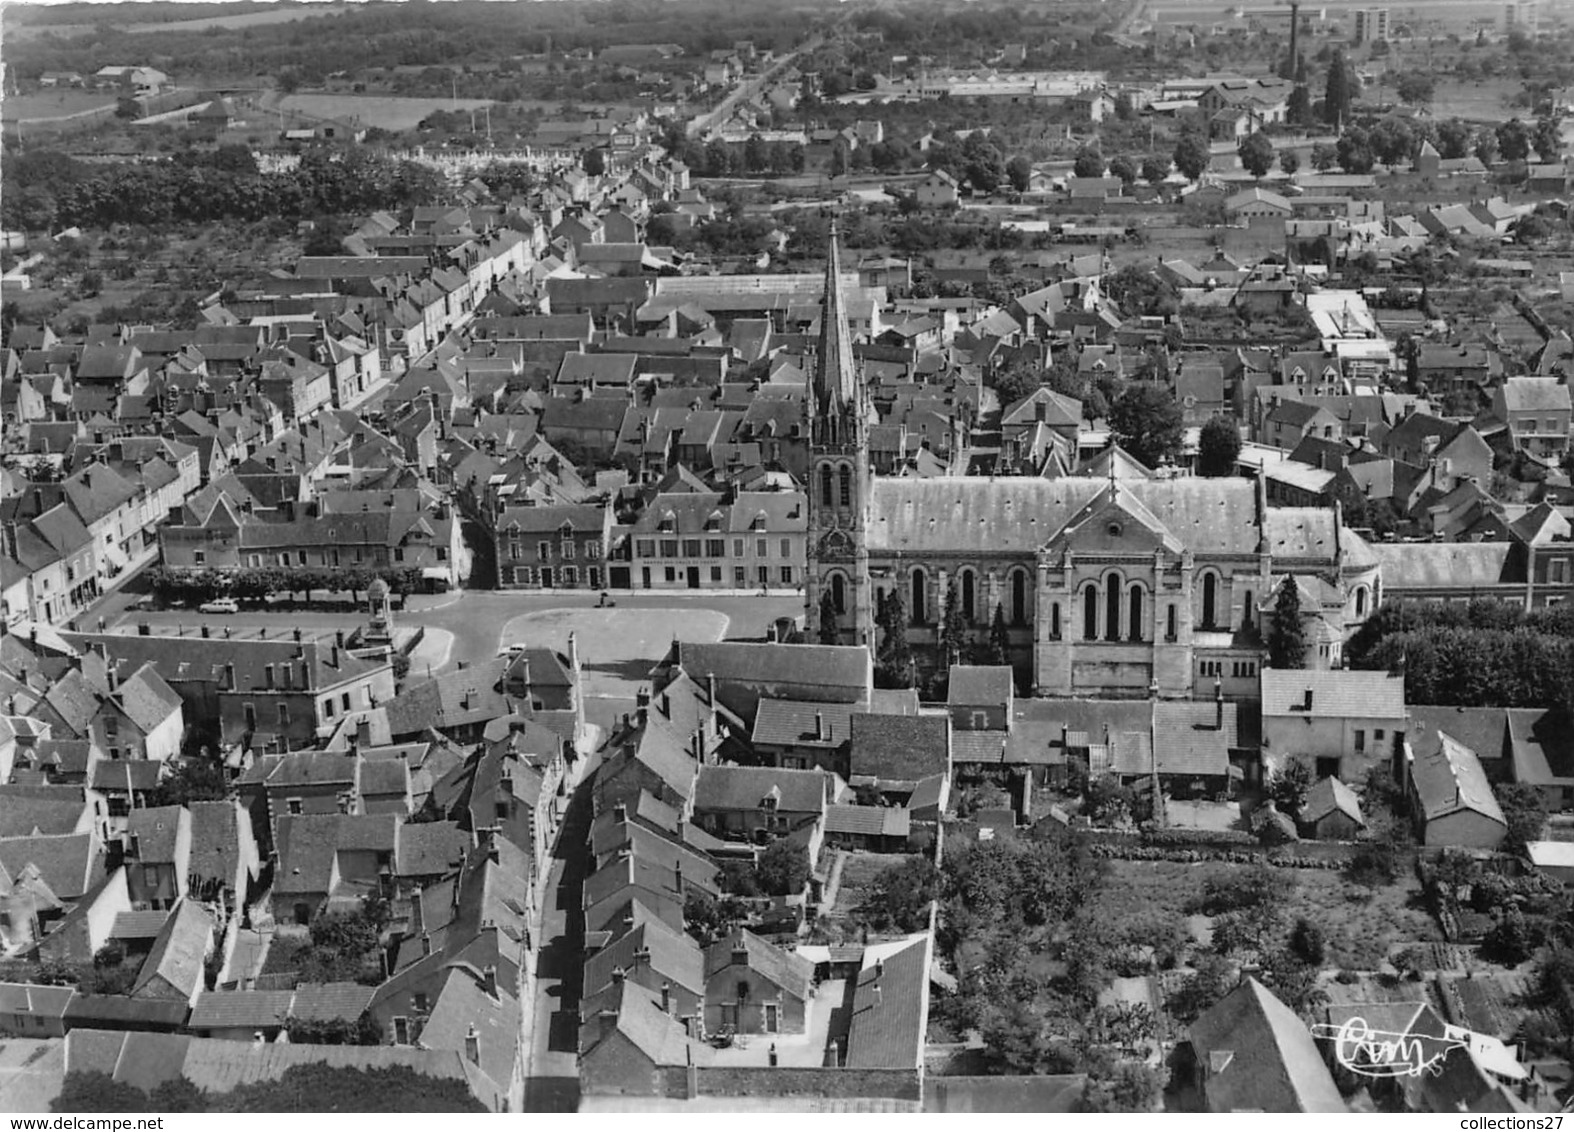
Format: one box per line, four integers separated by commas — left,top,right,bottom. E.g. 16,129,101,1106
1088,843,1346,869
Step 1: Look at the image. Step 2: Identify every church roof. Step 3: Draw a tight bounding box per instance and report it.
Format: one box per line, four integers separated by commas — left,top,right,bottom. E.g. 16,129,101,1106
814,227,859,414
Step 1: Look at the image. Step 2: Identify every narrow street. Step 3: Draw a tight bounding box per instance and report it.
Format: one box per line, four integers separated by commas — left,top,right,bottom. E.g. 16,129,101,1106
524,749,598,1113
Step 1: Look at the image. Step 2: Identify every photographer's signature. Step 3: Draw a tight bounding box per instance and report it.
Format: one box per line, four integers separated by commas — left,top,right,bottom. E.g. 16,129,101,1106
1310,1017,1470,1079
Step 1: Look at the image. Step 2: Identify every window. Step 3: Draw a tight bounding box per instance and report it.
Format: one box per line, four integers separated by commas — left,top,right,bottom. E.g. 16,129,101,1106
1354,730,1366,752
911,571,927,625
960,570,976,622
665,567,677,583
1105,582,1121,642
780,538,791,558
735,567,746,585
757,566,769,586
706,539,726,558
1012,570,1028,626
971,711,988,729
393,1017,410,1046
394,548,405,563
819,464,834,506
1202,573,1218,628
1231,661,1256,678
756,539,768,558
1374,729,1385,741
682,539,701,558
563,566,578,586
838,465,852,507
585,541,601,560
277,703,290,728
636,538,656,558
413,994,429,1014
1083,584,1099,640
1128,585,1143,642
244,703,257,731
1354,586,1369,618
1552,559,1570,584
660,539,678,558
109,747,121,761
1050,602,1061,639
780,566,793,585
1200,660,1223,678
516,567,535,585
105,715,118,737
589,567,602,589
733,539,744,558
193,550,206,566
710,566,723,582
288,798,303,816
561,539,575,560
1167,605,1177,641
341,692,351,711
143,865,159,888
537,541,551,561
298,551,308,566
832,573,846,614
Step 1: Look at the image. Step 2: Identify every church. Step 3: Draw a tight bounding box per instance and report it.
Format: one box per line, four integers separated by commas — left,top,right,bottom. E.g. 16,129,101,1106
803,231,1382,699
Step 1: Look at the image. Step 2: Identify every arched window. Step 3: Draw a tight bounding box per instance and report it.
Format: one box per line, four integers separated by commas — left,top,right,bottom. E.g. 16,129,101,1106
1011,569,1028,626
960,570,976,623
1128,584,1144,642
838,464,852,508
1083,584,1099,640
1354,586,1368,618
1242,590,1254,630
1105,581,1122,642
1051,602,1062,639
831,572,846,614
819,464,833,507
911,570,927,626
1167,604,1177,641
1202,572,1218,628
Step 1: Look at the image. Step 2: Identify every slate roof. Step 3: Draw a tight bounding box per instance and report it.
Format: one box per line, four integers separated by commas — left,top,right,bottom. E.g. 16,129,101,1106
0,833,99,898
846,934,930,1070
1368,542,1520,590
287,982,376,1023
1506,708,1574,788
133,899,214,1001
0,798,86,838
691,765,828,814
580,981,713,1069
1189,978,1345,1112
110,911,170,940
1303,777,1364,827
1409,727,1506,829
188,990,295,1030
583,916,705,999
1148,701,1237,777
127,805,184,863
849,713,949,782
947,666,1012,707
751,698,860,748
704,929,814,997
187,800,251,890
1260,669,1407,720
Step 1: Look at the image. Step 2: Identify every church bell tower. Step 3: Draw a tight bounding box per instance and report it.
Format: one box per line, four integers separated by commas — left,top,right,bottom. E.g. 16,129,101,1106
804,224,874,648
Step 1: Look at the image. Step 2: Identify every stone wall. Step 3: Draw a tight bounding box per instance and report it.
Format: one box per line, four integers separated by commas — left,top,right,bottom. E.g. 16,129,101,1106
695,1065,920,1101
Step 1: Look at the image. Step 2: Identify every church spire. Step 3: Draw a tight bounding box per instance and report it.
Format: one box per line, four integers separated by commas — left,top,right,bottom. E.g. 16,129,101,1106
815,221,858,415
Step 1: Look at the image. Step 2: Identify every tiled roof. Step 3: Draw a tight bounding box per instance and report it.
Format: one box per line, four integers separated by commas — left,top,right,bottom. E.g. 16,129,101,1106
188,990,295,1030
947,666,1012,707
1303,777,1364,827
850,713,949,782
111,910,170,940
824,804,911,838
286,982,375,1023
751,698,859,748
1368,543,1521,590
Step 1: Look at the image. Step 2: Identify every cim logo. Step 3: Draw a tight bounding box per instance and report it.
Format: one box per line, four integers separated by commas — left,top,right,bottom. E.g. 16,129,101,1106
1310,1016,1470,1079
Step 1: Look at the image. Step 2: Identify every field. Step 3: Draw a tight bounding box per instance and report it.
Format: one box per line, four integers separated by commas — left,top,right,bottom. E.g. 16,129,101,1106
1096,858,1443,970
1424,79,1524,124
122,6,349,34
1148,0,1516,29
278,93,497,132
1,90,117,123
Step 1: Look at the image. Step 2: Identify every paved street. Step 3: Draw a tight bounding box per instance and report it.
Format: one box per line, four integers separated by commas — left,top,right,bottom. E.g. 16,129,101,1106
524,749,598,1113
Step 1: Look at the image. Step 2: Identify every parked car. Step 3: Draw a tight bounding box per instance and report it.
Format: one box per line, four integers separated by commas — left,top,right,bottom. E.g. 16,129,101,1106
198,597,240,615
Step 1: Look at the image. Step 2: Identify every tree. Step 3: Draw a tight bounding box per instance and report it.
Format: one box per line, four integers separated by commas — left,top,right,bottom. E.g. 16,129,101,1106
1173,136,1210,181
1336,126,1375,174
1268,579,1307,669
939,579,970,669
987,603,1012,668
1140,155,1170,184
582,149,606,177
1108,155,1138,187
1237,132,1276,178
1498,782,1549,851
1197,416,1242,477
876,589,914,689
1496,118,1532,163
1268,759,1314,817
217,1064,485,1113
54,1072,150,1113
1005,154,1033,193
992,352,1044,405
149,756,227,807
1279,149,1301,176
1310,142,1339,172
1324,51,1354,128
1290,917,1327,966
828,145,848,178
817,589,841,645
1396,72,1436,104
1437,118,1473,160
1109,384,1184,469
1168,954,1235,1022
1481,906,1534,967
1475,127,1500,166
754,839,810,897
1287,83,1312,126
1073,145,1107,179
863,856,940,932
961,133,1005,193
1533,118,1562,163
1370,117,1417,168
1258,949,1328,1017
1077,1062,1164,1112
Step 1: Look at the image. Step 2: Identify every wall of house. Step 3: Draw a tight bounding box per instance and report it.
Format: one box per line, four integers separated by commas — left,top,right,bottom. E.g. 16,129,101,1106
1262,715,1404,782
1311,811,1363,841
1423,810,1506,850
37,867,130,964
701,967,807,1036
579,1033,690,1099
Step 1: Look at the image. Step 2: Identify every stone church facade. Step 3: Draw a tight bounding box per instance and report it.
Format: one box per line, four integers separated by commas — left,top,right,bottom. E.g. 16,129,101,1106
805,233,1381,698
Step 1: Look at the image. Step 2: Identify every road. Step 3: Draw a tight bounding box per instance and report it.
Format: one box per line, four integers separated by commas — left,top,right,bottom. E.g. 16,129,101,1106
524,747,598,1112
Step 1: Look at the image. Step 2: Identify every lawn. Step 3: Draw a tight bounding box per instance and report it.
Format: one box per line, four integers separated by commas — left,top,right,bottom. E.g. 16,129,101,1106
1,91,117,123
278,93,497,132
816,850,918,941
1095,857,1443,970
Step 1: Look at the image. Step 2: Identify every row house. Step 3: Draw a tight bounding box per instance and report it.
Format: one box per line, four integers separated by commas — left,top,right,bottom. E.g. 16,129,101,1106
612,489,807,593
493,502,614,591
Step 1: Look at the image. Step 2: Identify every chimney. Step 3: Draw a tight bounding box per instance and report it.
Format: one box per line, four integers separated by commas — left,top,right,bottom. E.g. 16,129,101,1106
421,932,432,957
1214,679,1224,731
1304,688,1314,712
611,965,625,985
357,718,372,747
463,1023,480,1065
107,662,119,692
660,981,671,1013
633,946,651,971
336,629,346,649
330,643,339,668
815,712,824,741
481,965,497,997
660,691,670,718
706,672,717,707
614,802,628,823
